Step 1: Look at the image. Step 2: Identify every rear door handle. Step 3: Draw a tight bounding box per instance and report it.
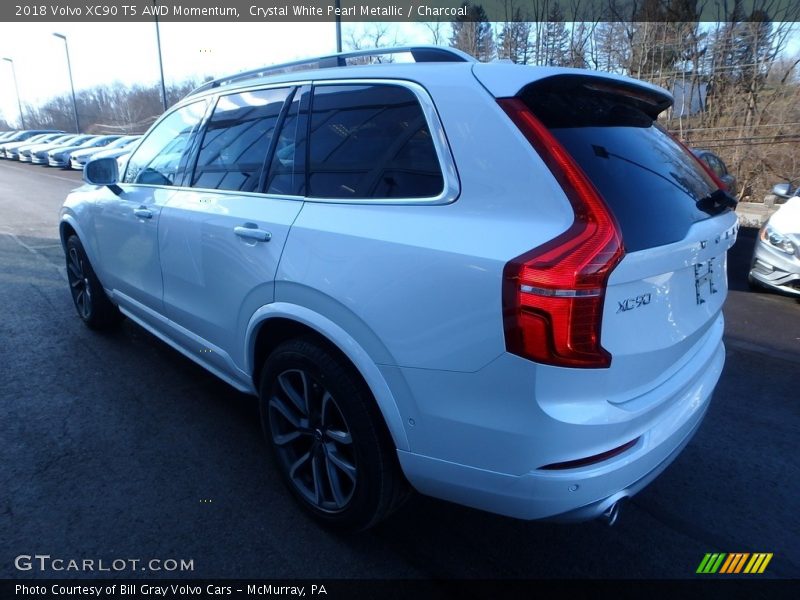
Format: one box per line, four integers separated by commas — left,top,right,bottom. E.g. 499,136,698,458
234,225,272,242
133,207,153,219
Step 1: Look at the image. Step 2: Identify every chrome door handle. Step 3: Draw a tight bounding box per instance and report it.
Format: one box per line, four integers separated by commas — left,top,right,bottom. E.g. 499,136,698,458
234,225,272,242
133,207,153,219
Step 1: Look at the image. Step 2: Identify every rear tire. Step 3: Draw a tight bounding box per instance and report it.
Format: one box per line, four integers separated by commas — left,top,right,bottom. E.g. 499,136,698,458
259,338,408,531
65,235,123,330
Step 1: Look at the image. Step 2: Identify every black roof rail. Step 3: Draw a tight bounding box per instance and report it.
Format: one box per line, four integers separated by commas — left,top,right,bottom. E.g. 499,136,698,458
185,45,476,98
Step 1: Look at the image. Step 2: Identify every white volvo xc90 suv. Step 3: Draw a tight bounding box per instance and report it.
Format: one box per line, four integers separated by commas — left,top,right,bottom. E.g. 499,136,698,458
60,47,738,530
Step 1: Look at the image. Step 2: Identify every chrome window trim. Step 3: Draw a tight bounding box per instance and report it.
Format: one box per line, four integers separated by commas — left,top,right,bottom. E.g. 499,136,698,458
302,78,459,206
126,78,460,206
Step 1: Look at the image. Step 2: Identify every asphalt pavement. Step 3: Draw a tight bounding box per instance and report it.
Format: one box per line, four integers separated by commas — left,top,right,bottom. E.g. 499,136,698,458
1,159,798,581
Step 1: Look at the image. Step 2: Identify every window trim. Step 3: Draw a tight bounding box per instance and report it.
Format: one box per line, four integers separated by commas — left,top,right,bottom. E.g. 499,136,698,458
186,85,296,193
302,79,459,205
122,78,460,206
121,98,211,187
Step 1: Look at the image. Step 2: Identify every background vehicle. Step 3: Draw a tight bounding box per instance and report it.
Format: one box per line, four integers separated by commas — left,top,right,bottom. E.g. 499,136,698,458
30,134,94,164
3,132,65,159
70,135,140,170
19,134,77,162
693,149,737,195
47,135,120,167
62,47,737,530
749,196,800,297
1,133,52,158
769,180,799,203
0,129,62,154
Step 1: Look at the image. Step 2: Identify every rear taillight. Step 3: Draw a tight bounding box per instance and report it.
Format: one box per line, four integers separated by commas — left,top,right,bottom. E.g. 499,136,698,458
498,98,624,368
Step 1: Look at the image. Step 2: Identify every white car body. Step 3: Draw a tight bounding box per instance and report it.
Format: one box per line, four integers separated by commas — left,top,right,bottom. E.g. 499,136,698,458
750,197,800,296
60,51,736,524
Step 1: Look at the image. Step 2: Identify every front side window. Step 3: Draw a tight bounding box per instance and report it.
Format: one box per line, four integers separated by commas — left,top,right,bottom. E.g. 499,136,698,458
192,87,291,192
306,84,444,199
123,101,207,186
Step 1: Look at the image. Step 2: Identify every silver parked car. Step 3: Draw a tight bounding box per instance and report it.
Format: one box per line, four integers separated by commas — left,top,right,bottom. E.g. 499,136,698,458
30,135,96,164
3,133,65,159
70,135,140,170
749,192,800,297
48,135,121,168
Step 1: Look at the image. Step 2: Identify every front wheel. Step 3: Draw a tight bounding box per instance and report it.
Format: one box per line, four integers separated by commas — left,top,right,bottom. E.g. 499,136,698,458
259,338,408,530
65,235,123,329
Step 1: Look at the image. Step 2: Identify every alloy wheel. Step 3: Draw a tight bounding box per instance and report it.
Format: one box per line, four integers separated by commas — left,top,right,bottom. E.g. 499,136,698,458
67,247,92,320
268,368,357,512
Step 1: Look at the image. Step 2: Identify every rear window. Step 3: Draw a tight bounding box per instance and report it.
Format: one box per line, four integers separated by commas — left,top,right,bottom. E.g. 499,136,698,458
520,77,725,252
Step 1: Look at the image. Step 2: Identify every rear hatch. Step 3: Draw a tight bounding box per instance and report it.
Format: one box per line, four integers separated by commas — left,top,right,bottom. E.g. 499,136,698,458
477,67,737,403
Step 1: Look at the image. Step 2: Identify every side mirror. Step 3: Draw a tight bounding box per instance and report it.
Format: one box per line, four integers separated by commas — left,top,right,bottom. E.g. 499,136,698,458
84,157,122,195
771,183,791,198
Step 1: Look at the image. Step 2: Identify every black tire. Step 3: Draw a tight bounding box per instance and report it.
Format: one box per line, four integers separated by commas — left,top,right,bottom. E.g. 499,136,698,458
65,235,123,329
259,338,408,531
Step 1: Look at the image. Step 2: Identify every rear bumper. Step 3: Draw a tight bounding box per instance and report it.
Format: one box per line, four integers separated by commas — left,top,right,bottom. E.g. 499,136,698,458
395,319,725,521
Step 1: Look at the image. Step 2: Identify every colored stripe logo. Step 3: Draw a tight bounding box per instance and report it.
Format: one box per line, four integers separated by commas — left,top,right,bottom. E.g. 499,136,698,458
696,553,773,574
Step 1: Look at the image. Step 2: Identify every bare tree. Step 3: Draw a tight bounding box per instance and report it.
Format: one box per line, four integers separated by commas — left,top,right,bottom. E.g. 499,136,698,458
421,21,447,45
450,2,495,61
498,2,532,64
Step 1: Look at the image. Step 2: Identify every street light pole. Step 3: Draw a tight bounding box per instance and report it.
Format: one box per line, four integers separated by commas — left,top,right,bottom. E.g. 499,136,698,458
154,0,168,111
2,57,25,129
53,33,80,133
335,0,342,53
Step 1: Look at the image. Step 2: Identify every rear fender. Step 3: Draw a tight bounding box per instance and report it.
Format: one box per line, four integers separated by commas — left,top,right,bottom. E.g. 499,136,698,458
244,303,409,451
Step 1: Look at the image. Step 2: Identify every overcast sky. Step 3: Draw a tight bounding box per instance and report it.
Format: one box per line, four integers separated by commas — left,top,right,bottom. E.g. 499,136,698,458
0,21,432,125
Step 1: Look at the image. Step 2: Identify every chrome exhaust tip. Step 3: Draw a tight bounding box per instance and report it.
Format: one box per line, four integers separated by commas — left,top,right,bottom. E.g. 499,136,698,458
601,500,623,526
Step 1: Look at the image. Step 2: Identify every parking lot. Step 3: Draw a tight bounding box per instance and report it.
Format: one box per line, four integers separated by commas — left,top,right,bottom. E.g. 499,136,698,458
1,158,798,580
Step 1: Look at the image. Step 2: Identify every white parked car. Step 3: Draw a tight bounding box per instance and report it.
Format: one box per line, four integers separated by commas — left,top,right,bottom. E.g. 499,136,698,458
749,195,800,297
60,47,738,530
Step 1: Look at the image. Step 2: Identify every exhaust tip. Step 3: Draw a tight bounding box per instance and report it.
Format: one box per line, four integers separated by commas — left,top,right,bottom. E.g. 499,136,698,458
601,499,624,526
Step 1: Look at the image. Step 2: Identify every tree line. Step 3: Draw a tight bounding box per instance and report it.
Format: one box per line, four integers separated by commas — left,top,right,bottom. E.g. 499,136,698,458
0,79,201,135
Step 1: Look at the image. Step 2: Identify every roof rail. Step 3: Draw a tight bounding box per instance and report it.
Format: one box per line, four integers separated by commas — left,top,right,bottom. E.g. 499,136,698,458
186,45,476,98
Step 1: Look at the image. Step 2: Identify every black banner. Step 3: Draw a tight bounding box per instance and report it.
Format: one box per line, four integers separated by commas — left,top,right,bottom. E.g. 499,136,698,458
2,579,800,600
2,0,800,23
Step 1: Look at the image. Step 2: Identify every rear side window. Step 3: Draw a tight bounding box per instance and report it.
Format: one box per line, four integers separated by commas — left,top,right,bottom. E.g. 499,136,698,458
307,84,444,199
520,77,723,252
192,87,291,192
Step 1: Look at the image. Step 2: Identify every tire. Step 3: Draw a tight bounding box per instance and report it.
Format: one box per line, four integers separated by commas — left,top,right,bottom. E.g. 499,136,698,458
747,273,762,291
259,338,408,531
65,235,123,330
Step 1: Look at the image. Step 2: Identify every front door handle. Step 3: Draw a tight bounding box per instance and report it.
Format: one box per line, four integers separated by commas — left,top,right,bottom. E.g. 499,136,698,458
133,207,153,219
234,224,272,242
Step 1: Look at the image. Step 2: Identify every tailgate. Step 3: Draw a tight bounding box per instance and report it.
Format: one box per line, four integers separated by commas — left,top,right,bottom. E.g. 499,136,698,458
489,69,738,401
